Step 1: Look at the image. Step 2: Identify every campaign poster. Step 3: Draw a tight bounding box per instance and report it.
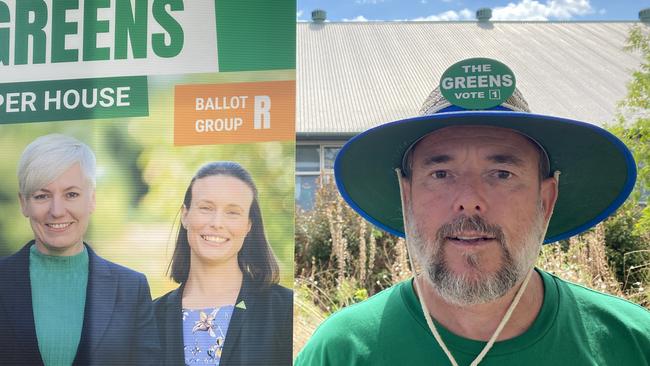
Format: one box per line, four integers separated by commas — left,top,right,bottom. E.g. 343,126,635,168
0,1,295,364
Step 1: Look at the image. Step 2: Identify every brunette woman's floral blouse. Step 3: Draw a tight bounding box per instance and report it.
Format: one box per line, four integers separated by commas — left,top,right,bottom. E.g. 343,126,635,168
182,306,235,365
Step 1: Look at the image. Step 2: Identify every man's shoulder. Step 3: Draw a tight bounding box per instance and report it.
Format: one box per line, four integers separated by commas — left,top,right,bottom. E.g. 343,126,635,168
320,281,406,333
545,270,650,330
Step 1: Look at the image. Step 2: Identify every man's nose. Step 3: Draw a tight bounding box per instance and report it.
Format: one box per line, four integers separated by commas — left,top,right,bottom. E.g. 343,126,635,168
454,178,487,214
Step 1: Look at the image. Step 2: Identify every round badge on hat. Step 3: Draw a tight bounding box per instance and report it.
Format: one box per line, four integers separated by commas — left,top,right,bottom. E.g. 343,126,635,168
440,58,516,110
334,57,637,243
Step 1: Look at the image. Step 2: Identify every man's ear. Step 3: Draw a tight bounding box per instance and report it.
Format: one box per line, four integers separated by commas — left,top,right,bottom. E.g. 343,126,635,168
540,174,559,223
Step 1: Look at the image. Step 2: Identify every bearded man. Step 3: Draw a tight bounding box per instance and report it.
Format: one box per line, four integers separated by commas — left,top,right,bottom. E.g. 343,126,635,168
295,58,650,365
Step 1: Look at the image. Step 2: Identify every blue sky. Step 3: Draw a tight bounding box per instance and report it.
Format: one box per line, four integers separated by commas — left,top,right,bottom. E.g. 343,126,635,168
297,0,646,22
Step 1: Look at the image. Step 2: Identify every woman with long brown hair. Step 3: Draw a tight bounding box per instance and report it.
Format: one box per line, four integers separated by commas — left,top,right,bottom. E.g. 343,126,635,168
153,161,292,366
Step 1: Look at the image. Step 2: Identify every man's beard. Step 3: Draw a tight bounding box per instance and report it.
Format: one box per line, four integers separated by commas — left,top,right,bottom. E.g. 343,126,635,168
405,202,548,306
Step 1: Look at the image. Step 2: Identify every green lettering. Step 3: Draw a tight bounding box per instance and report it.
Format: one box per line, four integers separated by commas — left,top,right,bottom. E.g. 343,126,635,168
51,0,79,63
83,0,111,61
152,0,184,58
115,0,148,59
15,0,48,65
0,2,10,65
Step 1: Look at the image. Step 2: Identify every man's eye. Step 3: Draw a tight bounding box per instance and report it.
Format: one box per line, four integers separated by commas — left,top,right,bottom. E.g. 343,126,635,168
495,170,512,179
32,194,48,200
432,171,448,179
66,192,80,199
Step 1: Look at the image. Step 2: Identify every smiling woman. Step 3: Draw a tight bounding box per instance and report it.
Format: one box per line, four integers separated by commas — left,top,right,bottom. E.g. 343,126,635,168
0,133,161,365
19,163,95,256
181,175,253,268
153,161,293,366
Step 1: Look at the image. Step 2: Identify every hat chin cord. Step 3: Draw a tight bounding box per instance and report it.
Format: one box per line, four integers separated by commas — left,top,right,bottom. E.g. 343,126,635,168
394,168,536,366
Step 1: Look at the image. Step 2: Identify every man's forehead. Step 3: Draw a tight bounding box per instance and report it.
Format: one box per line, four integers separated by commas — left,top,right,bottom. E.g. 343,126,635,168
412,125,540,160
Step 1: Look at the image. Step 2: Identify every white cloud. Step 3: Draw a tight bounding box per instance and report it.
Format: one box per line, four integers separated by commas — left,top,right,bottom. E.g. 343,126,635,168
355,0,384,4
492,0,593,21
459,9,473,19
342,15,371,22
411,8,473,21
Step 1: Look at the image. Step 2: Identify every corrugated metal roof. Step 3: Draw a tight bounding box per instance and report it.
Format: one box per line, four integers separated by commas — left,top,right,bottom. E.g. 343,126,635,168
297,21,644,134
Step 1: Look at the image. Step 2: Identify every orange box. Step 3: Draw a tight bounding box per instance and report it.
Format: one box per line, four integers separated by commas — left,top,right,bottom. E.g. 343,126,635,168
174,80,295,146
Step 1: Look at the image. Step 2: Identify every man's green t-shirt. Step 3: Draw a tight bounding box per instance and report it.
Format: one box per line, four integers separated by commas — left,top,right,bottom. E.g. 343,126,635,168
296,269,650,365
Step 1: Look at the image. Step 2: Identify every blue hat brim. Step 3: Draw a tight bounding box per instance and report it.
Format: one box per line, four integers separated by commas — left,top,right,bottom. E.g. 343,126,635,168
334,111,636,243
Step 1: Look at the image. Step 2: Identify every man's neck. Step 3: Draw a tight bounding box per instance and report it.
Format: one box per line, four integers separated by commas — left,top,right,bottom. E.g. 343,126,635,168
414,270,544,342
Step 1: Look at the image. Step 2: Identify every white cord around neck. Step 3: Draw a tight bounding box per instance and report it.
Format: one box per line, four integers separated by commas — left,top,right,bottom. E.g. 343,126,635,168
395,168,534,366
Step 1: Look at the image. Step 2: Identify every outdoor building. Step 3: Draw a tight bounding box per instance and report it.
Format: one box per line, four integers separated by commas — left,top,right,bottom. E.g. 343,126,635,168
295,9,647,210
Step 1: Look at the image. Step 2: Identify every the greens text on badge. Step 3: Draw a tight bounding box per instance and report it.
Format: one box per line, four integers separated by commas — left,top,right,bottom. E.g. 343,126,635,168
194,95,271,132
439,58,516,110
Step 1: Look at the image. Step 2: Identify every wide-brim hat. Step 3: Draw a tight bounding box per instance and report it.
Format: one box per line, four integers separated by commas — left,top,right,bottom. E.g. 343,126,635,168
334,73,636,244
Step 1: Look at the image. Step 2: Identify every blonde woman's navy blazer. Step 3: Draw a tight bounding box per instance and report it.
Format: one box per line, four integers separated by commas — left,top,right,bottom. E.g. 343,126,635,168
0,242,161,365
